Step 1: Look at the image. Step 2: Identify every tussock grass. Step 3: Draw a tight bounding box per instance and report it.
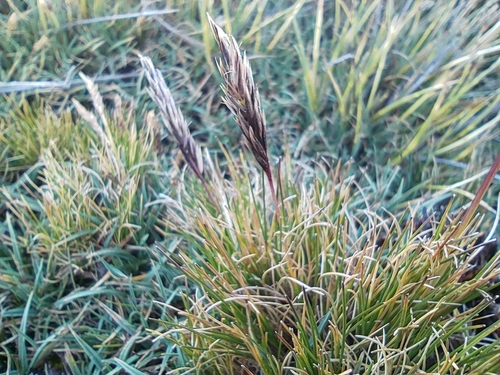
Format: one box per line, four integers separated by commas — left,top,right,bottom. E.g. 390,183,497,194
1,1,500,374
0,79,176,374
0,100,92,180
156,158,500,374
138,16,500,374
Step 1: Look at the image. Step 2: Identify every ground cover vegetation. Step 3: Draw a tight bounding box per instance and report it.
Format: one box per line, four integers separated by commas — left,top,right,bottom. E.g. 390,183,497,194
1,0,500,374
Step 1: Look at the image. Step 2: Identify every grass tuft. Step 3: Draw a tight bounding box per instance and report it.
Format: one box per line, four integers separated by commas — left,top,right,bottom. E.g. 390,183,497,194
154,156,500,374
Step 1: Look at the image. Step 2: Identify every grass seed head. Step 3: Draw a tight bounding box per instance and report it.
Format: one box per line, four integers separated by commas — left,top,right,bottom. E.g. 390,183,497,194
139,55,218,208
207,14,280,217
207,14,269,171
139,55,204,176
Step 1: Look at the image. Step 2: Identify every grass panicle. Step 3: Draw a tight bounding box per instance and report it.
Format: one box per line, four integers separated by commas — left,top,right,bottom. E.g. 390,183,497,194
139,54,218,209
208,13,280,219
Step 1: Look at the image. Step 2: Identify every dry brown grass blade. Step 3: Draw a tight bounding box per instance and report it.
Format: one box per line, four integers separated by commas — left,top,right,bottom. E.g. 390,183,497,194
454,154,500,238
207,13,280,219
139,55,218,208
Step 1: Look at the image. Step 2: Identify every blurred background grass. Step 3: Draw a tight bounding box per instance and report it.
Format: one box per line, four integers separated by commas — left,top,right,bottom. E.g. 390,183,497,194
1,0,499,373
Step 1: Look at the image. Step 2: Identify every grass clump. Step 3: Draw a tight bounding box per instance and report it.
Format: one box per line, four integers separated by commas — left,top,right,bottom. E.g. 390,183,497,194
0,0,156,82
157,160,500,374
1,1,500,374
0,82,176,374
3,75,162,255
0,100,92,181
142,16,500,374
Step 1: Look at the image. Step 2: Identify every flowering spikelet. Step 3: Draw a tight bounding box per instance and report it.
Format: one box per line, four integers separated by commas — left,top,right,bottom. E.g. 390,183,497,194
207,14,280,218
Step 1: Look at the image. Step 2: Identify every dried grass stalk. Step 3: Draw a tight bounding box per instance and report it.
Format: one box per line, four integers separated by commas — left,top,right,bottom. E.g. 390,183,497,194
139,55,217,208
207,14,280,219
